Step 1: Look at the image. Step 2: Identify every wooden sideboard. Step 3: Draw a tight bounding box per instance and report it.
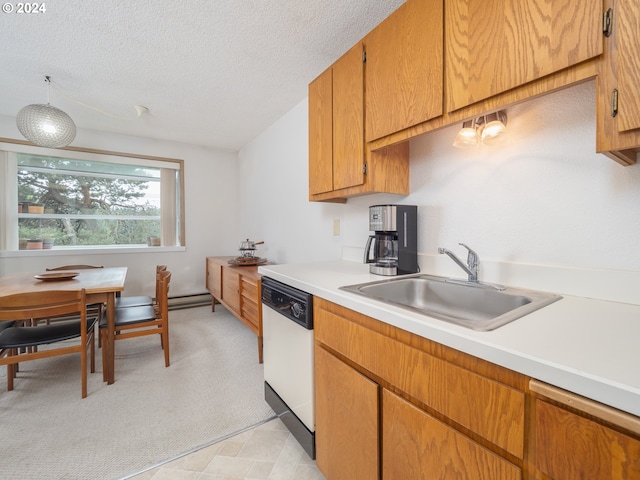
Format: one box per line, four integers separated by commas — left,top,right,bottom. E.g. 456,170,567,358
206,256,265,363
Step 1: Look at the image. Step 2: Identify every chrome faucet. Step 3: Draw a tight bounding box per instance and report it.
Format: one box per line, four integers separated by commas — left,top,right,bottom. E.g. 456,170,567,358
438,243,479,282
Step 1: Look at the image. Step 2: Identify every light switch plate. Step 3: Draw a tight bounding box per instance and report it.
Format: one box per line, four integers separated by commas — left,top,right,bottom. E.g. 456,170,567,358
333,219,340,236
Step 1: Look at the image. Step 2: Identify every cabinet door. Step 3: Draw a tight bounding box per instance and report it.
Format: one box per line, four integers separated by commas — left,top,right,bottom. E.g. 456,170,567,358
309,68,334,195
383,389,521,480
332,42,365,191
596,0,640,164
365,0,443,141
446,0,602,111
221,267,240,315
616,0,640,133
315,345,379,480
535,400,640,479
206,258,222,300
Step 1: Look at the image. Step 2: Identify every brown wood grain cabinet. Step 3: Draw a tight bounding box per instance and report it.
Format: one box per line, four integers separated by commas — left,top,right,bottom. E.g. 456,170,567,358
364,0,443,142
308,42,410,203
315,344,379,480
383,389,521,480
309,0,640,201
314,297,527,479
445,0,602,112
309,42,364,199
531,380,640,480
596,0,640,165
205,256,264,362
314,296,640,479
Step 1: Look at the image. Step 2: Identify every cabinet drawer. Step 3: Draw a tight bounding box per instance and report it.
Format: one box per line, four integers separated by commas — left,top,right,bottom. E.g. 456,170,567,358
383,389,521,480
535,400,640,479
315,302,525,458
241,277,258,299
241,297,259,328
241,278,259,328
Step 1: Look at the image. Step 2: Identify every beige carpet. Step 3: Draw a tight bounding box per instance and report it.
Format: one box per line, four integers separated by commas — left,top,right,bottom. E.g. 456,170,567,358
0,305,275,480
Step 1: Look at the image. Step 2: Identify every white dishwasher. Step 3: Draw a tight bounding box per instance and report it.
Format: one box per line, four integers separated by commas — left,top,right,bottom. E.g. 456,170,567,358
261,276,315,459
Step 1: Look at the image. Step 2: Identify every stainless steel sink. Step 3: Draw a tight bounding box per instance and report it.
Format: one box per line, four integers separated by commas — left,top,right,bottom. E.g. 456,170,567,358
339,274,562,331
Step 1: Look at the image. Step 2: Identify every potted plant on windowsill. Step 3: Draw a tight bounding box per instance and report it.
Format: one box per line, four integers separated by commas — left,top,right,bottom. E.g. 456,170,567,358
27,239,43,250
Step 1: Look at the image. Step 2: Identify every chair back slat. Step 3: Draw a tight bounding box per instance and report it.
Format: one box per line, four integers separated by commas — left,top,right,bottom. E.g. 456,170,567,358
0,290,86,322
158,271,171,313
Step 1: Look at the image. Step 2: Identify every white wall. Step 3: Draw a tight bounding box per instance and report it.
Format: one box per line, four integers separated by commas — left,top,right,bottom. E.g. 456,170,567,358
0,115,239,297
238,80,640,301
4,78,640,301
237,100,344,264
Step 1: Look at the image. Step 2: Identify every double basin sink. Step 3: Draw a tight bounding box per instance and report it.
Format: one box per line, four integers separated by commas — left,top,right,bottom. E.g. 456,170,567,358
340,274,562,331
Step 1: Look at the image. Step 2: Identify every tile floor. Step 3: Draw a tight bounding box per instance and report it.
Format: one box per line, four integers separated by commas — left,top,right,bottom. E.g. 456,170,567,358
127,418,325,480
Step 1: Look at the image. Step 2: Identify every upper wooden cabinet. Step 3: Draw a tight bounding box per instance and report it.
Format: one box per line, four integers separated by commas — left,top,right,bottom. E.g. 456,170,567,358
309,42,410,203
309,42,364,198
596,0,640,165
364,0,444,142
445,0,603,112
332,43,366,191
308,66,333,195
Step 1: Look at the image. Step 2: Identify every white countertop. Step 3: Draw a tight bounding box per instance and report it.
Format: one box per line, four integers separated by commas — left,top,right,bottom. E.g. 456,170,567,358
259,260,640,417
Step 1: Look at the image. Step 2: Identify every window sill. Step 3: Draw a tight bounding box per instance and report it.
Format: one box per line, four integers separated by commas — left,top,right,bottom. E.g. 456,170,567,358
0,245,186,258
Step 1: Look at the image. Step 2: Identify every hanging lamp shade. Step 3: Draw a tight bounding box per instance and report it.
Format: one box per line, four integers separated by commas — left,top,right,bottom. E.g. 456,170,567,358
16,76,76,148
16,103,77,148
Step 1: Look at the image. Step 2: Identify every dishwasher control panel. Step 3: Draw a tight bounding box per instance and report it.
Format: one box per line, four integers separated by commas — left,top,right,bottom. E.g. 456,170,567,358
261,276,313,329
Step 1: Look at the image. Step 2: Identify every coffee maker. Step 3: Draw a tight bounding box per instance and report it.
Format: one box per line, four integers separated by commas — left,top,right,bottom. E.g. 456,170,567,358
364,204,418,276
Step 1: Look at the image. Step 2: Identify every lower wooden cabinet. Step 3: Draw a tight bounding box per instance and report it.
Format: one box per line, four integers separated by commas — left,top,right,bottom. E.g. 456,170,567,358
531,380,640,480
205,256,264,362
314,297,526,479
314,297,640,480
315,345,379,480
383,389,520,480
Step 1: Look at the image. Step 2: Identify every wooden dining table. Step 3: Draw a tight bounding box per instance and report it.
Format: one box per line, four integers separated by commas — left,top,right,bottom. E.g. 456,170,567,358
0,267,127,384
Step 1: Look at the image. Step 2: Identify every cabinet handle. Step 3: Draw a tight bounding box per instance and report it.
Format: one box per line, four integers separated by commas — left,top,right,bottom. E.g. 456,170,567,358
603,7,613,38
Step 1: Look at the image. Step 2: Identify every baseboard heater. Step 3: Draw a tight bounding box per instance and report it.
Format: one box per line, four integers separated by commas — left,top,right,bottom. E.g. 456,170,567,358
168,292,211,310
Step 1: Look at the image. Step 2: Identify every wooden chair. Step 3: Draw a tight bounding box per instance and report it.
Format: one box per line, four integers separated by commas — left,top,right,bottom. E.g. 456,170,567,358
115,265,167,308
100,270,171,379
0,289,98,398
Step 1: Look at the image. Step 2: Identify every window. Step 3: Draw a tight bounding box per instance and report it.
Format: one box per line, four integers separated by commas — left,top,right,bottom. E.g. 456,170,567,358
0,143,184,251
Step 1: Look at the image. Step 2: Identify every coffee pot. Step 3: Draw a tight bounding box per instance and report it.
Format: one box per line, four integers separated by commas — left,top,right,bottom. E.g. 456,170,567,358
364,205,418,276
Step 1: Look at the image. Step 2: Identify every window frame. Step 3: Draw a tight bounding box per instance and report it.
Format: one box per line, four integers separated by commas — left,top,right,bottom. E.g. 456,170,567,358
0,139,186,255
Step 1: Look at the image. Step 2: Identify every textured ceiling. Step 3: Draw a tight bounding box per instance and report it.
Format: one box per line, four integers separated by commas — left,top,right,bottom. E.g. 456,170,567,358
0,0,405,151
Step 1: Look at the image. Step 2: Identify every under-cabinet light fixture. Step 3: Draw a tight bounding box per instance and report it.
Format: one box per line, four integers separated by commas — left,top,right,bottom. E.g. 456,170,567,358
453,110,508,148
453,119,480,148
481,110,508,144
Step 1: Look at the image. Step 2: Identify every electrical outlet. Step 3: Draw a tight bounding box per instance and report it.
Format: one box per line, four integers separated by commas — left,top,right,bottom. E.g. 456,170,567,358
333,219,340,236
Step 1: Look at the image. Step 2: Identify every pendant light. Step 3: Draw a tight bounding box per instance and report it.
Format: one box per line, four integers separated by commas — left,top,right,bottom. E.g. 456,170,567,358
16,76,77,148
